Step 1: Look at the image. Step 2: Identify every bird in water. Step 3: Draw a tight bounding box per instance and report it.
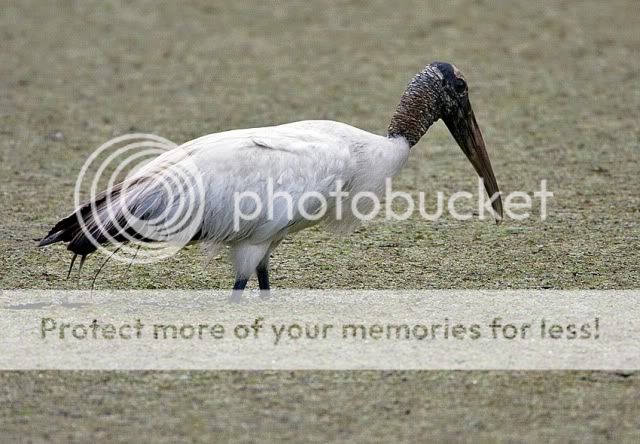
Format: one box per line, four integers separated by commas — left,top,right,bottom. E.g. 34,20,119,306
39,62,503,299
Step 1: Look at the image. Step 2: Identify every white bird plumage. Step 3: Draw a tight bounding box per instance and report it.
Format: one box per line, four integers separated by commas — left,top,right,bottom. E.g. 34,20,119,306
170,120,410,279
39,61,503,298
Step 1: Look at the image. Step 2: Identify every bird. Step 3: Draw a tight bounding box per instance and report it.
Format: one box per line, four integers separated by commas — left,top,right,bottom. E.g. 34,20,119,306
38,61,503,299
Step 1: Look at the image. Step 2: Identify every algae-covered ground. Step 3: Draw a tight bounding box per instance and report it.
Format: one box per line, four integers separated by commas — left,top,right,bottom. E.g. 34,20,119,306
1,0,639,442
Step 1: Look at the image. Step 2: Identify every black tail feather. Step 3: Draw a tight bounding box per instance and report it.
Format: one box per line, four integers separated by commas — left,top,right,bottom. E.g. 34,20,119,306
66,254,78,279
38,183,126,250
38,176,180,265
37,180,154,256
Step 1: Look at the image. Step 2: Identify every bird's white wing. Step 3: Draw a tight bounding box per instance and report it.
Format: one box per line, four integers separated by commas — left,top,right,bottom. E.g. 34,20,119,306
38,120,408,259
173,122,359,244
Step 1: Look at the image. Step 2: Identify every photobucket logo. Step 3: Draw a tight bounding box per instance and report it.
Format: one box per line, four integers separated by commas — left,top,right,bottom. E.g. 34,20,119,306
233,178,553,230
74,134,205,264
74,133,553,263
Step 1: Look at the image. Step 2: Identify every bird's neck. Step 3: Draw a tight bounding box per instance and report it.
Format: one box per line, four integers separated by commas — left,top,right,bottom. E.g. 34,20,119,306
387,74,443,147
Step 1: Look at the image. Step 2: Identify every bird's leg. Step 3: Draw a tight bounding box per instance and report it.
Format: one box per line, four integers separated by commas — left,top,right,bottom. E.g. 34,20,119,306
230,277,248,303
229,243,268,303
256,255,270,299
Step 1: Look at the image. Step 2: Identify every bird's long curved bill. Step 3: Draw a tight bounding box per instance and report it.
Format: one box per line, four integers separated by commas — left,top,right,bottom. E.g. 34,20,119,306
445,105,503,223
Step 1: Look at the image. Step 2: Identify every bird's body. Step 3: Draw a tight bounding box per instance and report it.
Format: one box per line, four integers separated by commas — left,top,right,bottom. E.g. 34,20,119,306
168,120,410,279
39,62,503,298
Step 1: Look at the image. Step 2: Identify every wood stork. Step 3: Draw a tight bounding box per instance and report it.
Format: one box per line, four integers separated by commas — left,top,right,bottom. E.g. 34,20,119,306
39,62,503,298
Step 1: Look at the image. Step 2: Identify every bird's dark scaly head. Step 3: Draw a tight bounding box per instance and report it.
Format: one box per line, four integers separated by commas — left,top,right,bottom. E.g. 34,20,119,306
432,62,503,223
388,61,502,223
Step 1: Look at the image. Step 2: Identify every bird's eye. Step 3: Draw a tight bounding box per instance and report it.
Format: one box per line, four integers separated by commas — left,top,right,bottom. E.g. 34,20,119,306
454,78,467,93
